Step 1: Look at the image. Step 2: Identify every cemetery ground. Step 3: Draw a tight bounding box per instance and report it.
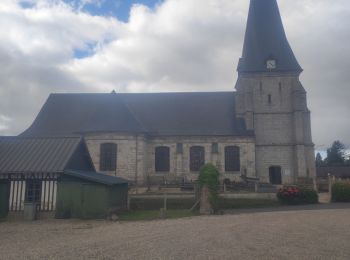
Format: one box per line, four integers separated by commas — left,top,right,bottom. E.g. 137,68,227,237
1,204,350,260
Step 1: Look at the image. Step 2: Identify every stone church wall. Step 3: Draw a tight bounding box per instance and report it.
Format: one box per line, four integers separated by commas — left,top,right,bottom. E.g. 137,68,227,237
84,133,255,185
84,134,141,182
236,74,316,184
255,146,295,184
147,136,256,183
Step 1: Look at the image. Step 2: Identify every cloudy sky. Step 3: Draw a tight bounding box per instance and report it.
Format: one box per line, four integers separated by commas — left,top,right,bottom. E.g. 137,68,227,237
0,0,349,152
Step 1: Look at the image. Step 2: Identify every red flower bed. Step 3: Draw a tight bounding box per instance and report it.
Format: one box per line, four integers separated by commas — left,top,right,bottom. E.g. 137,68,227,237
277,186,318,205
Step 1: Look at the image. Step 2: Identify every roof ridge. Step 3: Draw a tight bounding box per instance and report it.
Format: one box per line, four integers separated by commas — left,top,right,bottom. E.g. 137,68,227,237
49,91,235,95
11,136,81,140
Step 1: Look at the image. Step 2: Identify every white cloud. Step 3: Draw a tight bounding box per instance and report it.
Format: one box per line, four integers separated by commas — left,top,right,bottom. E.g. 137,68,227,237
0,0,349,149
0,115,11,131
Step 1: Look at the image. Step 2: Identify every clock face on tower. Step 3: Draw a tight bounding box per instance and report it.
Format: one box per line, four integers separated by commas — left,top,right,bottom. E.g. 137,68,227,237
266,59,276,69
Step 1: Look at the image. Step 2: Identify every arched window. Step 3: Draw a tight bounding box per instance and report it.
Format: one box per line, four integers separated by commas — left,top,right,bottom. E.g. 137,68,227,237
190,146,205,172
155,146,170,172
100,143,117,171
225,146,240,172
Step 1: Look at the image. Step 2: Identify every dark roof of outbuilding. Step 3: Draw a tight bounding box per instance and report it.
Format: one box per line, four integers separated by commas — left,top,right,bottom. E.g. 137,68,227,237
317,167,350,179
238,0,302,74
21,92,253,137
0,137,82,174
64,170,128,186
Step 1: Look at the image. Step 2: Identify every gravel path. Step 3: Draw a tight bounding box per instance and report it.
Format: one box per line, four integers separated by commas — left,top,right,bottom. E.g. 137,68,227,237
1,207,350,260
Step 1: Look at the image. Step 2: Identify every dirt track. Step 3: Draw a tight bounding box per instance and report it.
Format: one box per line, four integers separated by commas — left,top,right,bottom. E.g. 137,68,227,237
1,206,350,260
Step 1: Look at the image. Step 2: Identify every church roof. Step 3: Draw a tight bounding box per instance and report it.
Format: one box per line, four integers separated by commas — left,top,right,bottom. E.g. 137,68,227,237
21,92,253,137
238,0,302,73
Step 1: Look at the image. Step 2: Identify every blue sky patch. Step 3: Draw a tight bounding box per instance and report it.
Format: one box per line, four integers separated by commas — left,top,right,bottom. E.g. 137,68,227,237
19,1,35,9
73,41,99,59
63,0,163,22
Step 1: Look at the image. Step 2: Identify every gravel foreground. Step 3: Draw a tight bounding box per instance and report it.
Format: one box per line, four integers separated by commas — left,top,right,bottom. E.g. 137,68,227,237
1,208,350,260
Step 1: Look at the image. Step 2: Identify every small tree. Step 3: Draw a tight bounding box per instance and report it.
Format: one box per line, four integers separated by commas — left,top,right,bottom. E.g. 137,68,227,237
315,152,324,167
325,141,346,166
198,164,220,214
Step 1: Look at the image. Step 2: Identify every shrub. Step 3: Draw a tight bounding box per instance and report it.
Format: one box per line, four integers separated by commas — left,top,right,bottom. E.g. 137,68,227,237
277,186,318,205
198,164,220,210
332,182,350,202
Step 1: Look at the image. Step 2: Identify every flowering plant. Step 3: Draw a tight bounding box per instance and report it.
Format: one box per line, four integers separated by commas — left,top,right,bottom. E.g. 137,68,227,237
277,185,318,205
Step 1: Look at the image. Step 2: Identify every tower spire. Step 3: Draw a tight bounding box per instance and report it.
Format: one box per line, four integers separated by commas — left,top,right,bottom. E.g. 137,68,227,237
238,0,302,73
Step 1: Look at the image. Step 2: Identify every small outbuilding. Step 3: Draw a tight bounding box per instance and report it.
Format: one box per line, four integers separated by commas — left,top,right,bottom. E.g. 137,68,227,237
0,137,128,220
56,170,128,219
317,167,350,179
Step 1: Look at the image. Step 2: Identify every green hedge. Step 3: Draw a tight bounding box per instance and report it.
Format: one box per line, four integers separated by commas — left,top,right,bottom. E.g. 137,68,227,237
277,186,318,205
332,182,350,202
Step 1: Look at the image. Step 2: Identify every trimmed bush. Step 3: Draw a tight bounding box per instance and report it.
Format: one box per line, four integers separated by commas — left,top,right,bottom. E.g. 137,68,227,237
198,164,220,210
332,182,350,202
277,186,318,205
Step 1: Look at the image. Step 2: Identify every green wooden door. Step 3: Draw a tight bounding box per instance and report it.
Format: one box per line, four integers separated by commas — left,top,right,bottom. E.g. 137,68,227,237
81,184,108,219
0,181,10,218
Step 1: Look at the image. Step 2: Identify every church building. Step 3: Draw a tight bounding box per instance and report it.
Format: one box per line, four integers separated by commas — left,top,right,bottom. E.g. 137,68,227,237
18,0,316,186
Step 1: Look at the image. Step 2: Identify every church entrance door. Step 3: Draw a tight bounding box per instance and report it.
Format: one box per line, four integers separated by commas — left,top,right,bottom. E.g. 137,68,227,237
269,166,282,185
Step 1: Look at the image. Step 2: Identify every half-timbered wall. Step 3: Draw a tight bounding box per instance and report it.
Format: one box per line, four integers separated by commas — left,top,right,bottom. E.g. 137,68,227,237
0,173,59,212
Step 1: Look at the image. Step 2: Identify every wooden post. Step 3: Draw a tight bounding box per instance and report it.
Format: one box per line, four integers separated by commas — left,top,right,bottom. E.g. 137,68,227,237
313,177,318,192
163,193,167,211
199,185,212,215
160,208,166,219
328,174,336,199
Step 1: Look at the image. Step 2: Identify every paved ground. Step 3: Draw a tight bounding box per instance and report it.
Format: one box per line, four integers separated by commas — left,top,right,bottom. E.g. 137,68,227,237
1,205,350,260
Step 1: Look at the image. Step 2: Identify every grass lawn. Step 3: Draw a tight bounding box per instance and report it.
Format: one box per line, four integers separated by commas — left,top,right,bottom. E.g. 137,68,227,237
119,209,197,221
121,198,280,221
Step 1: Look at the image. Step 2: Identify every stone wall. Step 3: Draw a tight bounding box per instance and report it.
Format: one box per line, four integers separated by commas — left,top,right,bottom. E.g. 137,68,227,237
255,146,295,183
147,136,256,183
84,133,255,185
236,73,316,184
84,134,141,182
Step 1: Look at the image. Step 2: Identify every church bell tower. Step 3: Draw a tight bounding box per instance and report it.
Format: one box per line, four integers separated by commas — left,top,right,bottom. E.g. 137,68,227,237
235,0,316,184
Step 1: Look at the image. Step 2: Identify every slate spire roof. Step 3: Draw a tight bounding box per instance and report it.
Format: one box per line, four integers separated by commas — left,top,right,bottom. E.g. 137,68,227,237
238,0,302,73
